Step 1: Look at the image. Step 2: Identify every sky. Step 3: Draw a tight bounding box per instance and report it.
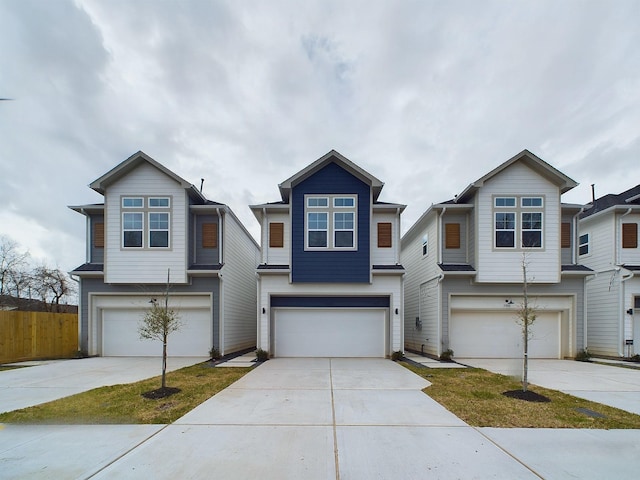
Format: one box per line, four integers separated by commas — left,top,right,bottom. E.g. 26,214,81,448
1,0,639,275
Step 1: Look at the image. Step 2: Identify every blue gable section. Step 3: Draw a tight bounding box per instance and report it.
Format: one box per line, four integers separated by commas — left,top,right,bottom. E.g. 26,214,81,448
291,161,370,283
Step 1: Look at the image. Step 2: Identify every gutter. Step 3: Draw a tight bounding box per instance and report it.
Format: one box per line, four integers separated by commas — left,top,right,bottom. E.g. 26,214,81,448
620,267,634,356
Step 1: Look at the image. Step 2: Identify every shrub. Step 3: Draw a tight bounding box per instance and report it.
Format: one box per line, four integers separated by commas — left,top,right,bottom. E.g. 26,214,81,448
575,349,591,362
255,349,269,362
209,347,221,361
630,354,640,363
391,350,404,361
440,349,454,362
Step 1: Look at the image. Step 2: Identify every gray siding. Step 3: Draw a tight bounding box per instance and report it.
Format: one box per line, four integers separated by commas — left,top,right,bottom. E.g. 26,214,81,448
90,214,104,264
561,213,574,265
79,276,220,353
442,213,468,264
440,276,586,352
193,214,219,265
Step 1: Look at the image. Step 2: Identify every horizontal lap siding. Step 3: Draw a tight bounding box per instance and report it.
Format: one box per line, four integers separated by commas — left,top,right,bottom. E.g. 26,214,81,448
105,163,188,284
620,213,640,265
476,162,561,283
194,214,219,265
586,270,621,356
372,212,398,265
221,212,259,354
266,212,290,265
90,214,104,264
442,213,467,264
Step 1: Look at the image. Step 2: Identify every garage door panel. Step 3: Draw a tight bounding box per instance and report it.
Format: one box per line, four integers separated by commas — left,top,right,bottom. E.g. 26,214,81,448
450,311,561,359
274,309,386,357
102,307,211,357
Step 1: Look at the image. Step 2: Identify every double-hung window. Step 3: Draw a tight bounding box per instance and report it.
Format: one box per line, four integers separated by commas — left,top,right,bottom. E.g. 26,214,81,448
495,212,516,248
521,212,543,247
305,195,357,250
579,233,589,256
493,196,544,249
121,196,171,249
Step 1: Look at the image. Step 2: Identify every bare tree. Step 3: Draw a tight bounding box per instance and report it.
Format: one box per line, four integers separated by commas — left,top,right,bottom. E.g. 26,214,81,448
31,265,76,312
516,255,537,392
0,235,30,296
138,269,182,390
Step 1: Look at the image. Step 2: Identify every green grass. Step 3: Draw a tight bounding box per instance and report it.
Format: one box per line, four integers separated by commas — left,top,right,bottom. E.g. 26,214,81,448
402,362,640,428
0,363,251,424
0,365,30,371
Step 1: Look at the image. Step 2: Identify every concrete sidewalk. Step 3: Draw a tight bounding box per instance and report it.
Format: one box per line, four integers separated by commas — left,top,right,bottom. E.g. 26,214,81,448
0,356,207,413
3,358,640,479
457,358,640,415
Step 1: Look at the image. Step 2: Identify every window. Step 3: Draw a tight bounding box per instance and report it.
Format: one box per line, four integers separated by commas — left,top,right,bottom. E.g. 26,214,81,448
495,212,515,248
149,213,169,247
305,194,357,250
122,197,143,208
269,222,284,248
445,223,460,249
307,212,328,247
94,222,104,248
521,197,543,207
561,222,571,248
149,197,170,208
495,197,516,207
334,212,354,247
422,234,429,256
622,223,638,249
521,212,542,247
202,223,218,249
378,222,392,248
123,212,143,247
579,233,589,256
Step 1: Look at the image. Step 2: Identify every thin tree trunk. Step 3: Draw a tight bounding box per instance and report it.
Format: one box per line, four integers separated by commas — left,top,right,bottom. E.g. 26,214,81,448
162,334,167,389
522,262,529,392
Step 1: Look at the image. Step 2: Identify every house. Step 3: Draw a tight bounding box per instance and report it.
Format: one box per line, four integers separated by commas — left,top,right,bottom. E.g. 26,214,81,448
249,150,406,357
69,151,259,357
401,149,591,359
578,185,640,357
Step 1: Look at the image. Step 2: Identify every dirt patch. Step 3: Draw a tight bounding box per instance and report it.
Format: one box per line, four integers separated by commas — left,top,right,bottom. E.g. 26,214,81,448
502,389,551,402
141,387,181,400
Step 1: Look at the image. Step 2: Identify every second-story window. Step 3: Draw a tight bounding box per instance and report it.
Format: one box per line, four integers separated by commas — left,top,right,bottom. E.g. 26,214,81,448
422,234,429,256
149,212,170,247
494,196,544,249
305,195,357,250
522,212,543,247
121,196,171,249
123,212,143,247
579,233,589,256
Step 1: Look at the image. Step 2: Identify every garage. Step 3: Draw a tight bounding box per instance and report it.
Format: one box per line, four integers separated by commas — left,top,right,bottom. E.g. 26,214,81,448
90,294,213,357
273,308,387,357
449,310,567,359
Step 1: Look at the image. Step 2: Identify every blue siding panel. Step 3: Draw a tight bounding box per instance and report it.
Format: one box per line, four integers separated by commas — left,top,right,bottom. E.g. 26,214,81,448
291,161,370,283
271,296,390,308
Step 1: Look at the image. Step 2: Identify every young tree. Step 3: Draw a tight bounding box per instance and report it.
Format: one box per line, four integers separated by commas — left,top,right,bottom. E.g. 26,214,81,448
517,256,536,392
138,269,182,390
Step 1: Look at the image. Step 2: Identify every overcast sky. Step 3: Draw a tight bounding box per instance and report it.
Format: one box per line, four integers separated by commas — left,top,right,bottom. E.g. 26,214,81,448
1,0,639,274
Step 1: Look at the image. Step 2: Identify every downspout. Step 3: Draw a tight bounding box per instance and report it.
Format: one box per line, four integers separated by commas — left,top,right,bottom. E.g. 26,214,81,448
263,208,268,264
436,273,445,356
215,207,223,355
617,208,633,357
438,207,447,265
584,273,595,353
396,207,403,353
572,207,585,265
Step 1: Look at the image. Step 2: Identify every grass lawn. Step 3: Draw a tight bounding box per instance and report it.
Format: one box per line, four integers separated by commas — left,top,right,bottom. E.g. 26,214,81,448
402,362,640,429
0,363,251,424
0,365,30,371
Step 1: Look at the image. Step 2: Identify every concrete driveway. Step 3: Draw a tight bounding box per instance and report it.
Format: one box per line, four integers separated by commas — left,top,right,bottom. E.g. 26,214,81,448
0,356,207,413
457,358,640,415
4,358,640,479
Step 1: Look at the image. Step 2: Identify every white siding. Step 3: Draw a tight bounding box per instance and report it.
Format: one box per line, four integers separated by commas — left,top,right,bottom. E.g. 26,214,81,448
585,269,622,356
476,162,561,283
221,211,260,355
257,274,403,354
105,162,188,284
371,212,399,265
620,213,640,265
264,211,290,265
580,214,616,271
401,214,440,354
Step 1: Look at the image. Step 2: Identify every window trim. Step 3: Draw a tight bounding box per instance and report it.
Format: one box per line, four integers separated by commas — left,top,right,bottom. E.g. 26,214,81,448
422,234,429,257
492,194,545,251
521,197,544,208
495,211,516,249
304,194,357,251
333,211,355,248
495,197,516,207
149,197,170,208
307,211,328,248
521,211,543,248
148,212,170,248
307,197,328,208
122,212,143,248
578,233,590,256
122,197,143,208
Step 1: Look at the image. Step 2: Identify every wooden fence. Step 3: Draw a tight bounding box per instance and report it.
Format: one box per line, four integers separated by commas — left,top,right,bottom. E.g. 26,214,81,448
0,311,78,364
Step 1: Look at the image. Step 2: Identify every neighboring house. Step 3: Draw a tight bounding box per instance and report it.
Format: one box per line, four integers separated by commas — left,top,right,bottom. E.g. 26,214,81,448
401,150,591,359
249,150,406,357
69,151,259,357
578,185,640,357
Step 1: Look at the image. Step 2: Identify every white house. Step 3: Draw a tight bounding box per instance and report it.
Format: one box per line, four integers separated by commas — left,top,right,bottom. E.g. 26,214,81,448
401,150,591,359
70,151,259,357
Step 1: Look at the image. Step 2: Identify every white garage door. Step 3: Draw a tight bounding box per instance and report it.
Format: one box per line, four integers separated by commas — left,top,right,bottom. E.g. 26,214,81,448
274,308,386,357
102,308,211,357
450,311,562,359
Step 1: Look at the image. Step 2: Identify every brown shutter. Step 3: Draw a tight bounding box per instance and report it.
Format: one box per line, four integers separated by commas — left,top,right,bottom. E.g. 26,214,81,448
202,223,218,248
622,223,638,248
445,223,460,249
269,222,284,248
377,223,392,248
561,222,571,248
94,222,104,248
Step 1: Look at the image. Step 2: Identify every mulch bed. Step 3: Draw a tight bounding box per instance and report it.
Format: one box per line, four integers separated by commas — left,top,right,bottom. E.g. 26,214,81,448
141,387,181,399
502,389,551,402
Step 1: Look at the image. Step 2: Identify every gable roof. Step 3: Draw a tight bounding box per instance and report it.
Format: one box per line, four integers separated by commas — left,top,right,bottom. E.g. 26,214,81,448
455,149,578,203
581,184,640,219
277,150,384,202
89,151,206,202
